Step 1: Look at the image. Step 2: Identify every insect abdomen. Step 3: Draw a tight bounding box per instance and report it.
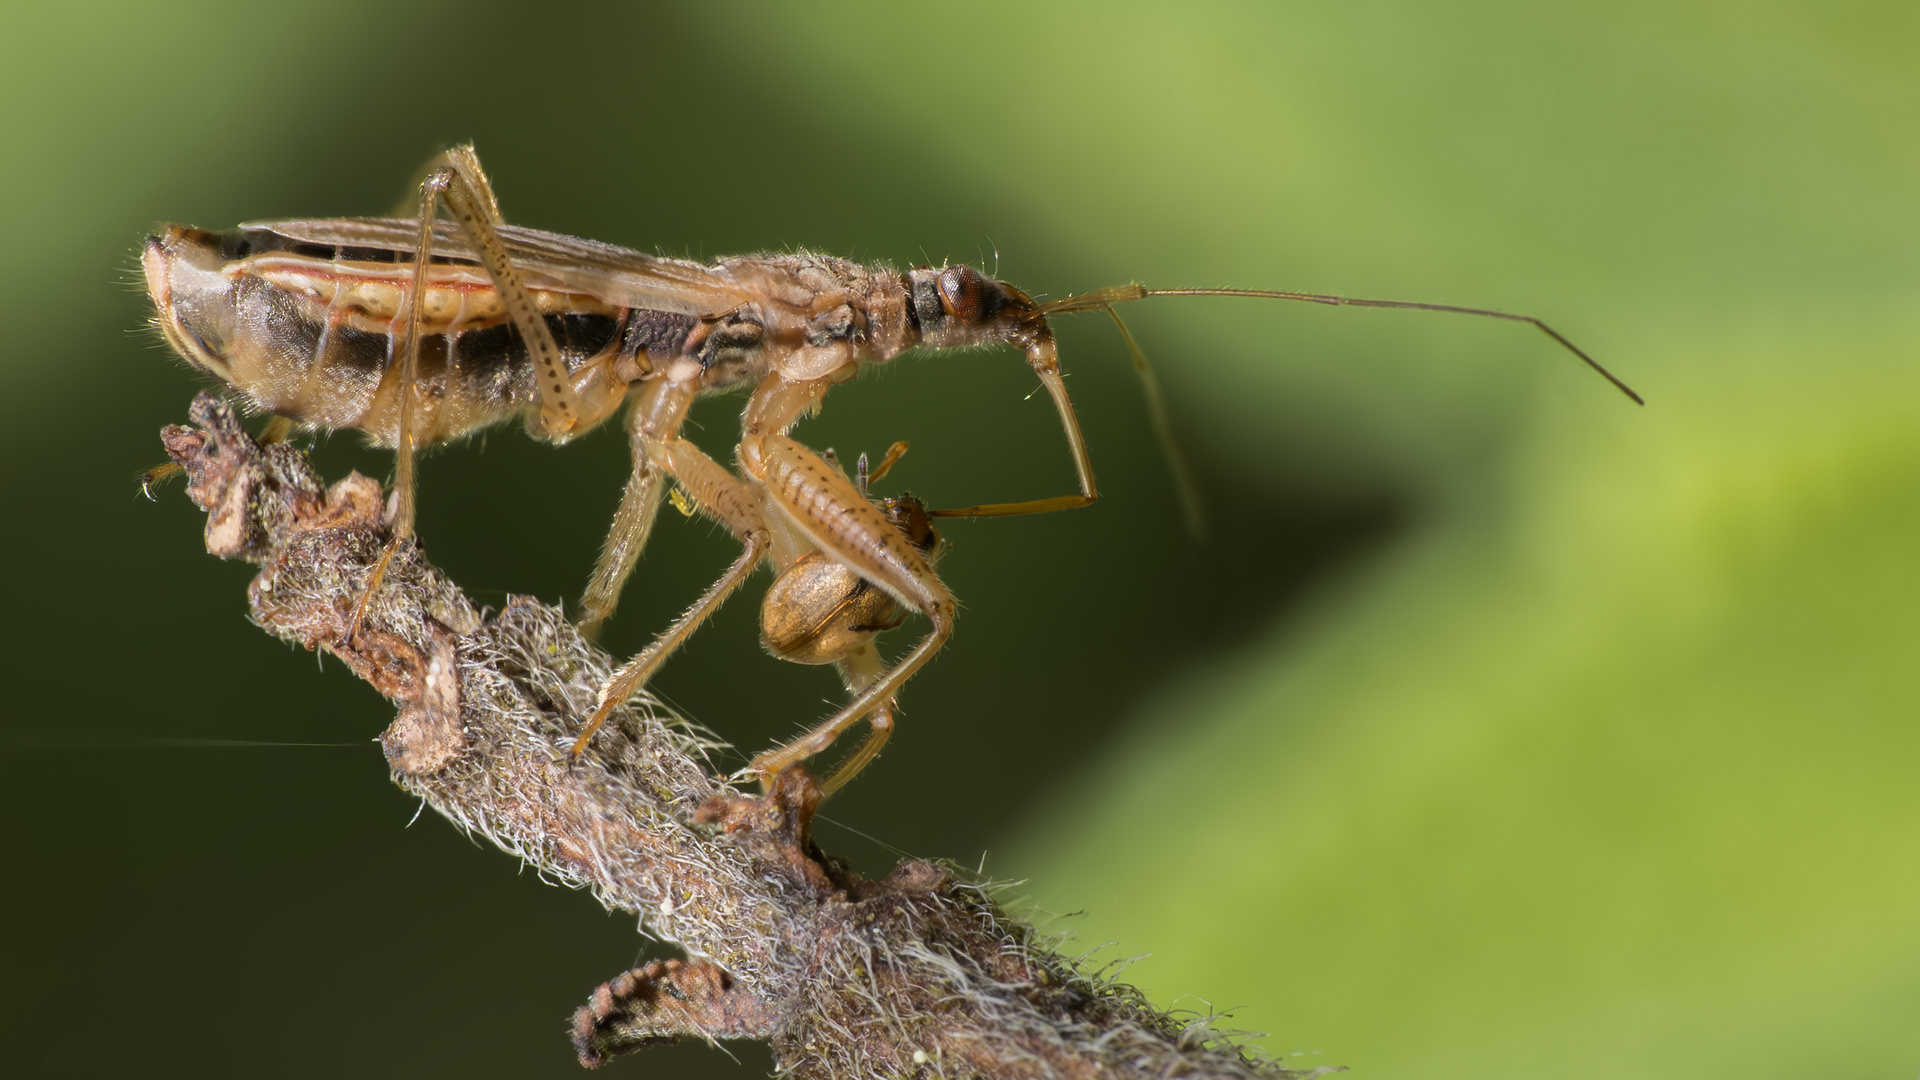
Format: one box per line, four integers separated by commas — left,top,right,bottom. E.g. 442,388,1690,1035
144,225,694,447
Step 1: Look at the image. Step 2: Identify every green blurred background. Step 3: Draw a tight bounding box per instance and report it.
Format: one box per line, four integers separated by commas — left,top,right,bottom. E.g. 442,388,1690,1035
3,1,1915,1076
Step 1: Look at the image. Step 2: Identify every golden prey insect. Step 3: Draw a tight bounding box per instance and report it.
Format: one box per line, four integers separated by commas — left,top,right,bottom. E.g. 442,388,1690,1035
142,146,1639,794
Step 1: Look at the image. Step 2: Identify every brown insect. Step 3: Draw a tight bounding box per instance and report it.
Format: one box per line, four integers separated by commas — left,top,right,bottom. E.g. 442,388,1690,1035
142,146,1638,793
753,441,943,785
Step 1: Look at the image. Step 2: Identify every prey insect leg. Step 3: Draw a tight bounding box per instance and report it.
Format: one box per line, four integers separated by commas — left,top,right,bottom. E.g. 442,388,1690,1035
820,644,892,795
860,440,911,491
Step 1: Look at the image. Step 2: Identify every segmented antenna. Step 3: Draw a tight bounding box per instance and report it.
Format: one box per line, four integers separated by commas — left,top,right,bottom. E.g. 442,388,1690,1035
1043,284,1641,405
1039,281,1640,543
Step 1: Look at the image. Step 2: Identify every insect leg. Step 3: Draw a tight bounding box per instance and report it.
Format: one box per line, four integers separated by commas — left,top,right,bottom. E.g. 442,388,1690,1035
420,146,582,437
348,166,454,639
258,415,295,446
573,420,772,757
819,645,893,795
740,431,955,792
357,147,588,642
748,612,947,794
138,462,184,500
576,459,664,635
577,380,679,632
860,440,910,493
928,335,1102,520
388,165,450,543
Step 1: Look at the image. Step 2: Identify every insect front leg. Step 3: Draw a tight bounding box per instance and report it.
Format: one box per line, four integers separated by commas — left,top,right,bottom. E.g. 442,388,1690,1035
739,430,955,794
929,334,1103,520
759,492,934,792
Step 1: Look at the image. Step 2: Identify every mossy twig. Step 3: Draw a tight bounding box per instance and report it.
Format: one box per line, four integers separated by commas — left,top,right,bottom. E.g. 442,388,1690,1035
160,393,1316,1079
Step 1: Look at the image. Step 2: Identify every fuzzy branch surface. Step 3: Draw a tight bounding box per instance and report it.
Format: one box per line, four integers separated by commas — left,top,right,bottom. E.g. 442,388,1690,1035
159,393,1310,1079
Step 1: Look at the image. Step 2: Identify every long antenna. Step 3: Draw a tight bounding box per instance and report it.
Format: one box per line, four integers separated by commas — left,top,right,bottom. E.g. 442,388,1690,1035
1102,306,1207,539
1043,283,1643,405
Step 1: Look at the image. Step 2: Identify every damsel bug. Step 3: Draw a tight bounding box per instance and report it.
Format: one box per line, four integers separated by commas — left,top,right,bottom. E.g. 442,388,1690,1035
142,146,1638,793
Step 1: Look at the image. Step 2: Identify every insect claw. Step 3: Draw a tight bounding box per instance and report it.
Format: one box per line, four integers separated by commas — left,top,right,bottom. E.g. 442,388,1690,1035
348,537,406,644
865,441,910,488
667,486,697,518
138,461,185,501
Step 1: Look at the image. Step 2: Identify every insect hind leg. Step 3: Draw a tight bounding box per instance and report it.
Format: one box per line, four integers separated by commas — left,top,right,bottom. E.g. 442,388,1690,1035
431,146,582,437
356,147,588,642
349,166,450,640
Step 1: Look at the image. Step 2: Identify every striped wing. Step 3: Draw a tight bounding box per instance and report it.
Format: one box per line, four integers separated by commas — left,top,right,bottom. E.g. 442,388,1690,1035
244,217,754,317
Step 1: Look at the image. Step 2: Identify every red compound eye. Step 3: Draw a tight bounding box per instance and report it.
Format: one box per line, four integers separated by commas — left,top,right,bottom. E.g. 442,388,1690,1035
937,266,986,325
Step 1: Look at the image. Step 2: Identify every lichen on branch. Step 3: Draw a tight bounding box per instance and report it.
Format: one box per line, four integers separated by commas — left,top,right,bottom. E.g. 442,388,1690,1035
159,392,1314,1079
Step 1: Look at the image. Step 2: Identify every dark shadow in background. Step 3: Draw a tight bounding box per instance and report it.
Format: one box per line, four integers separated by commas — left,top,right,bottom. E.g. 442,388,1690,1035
0,4,1406,1076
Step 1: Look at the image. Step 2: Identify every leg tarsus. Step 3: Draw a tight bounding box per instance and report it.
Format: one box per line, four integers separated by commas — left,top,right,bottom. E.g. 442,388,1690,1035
257,415,295,446
138,461,185,500
348,536,406,642
819,702,894,795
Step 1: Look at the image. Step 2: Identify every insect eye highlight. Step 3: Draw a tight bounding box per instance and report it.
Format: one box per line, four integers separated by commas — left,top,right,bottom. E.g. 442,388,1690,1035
937,266,987,325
